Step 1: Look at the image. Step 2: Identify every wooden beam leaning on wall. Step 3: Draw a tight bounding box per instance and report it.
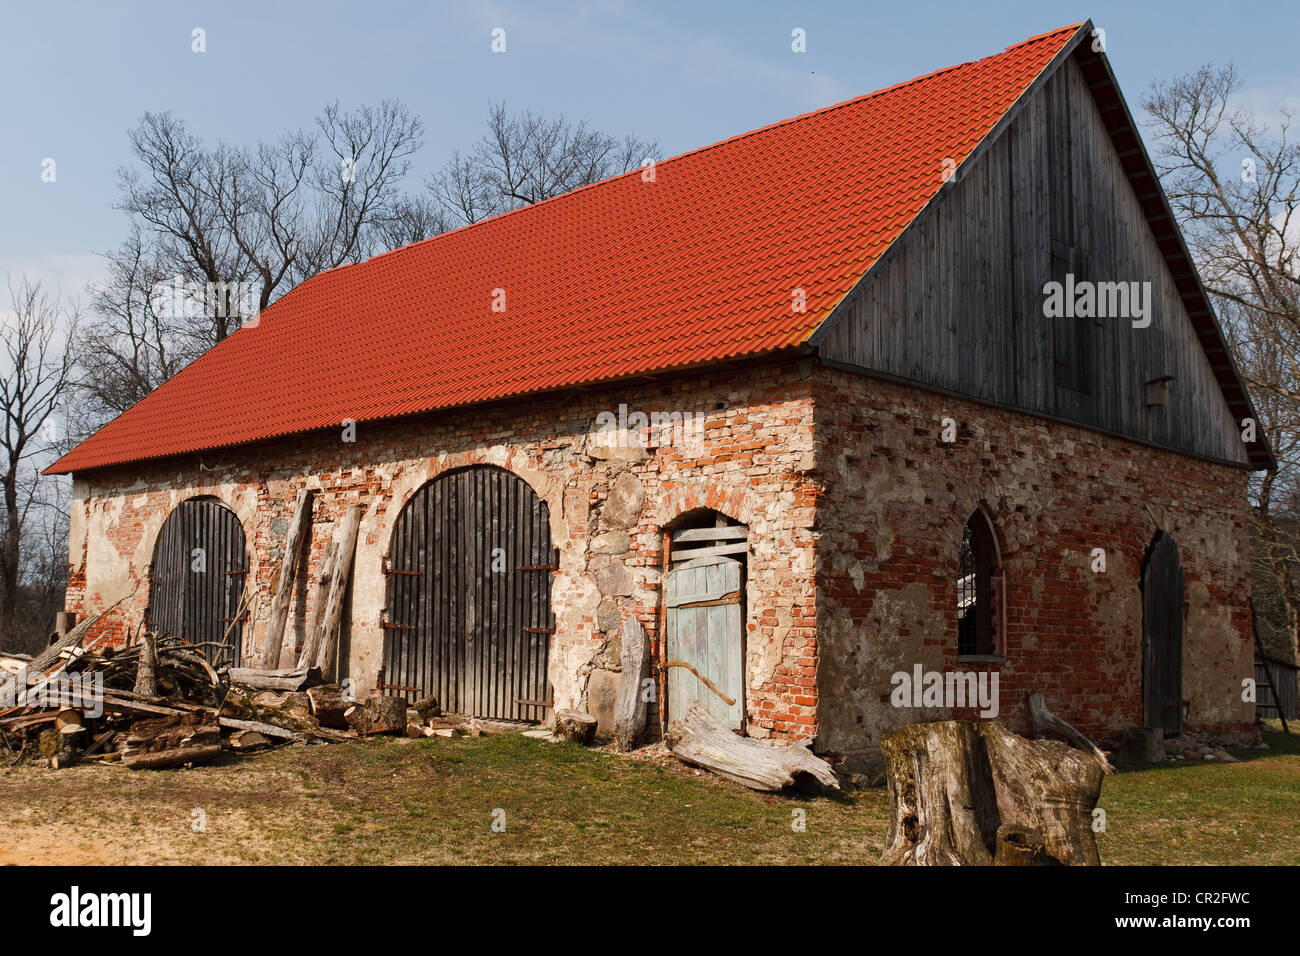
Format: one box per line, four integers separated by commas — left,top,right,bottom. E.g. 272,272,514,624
305,505,361,680
260,489,315,669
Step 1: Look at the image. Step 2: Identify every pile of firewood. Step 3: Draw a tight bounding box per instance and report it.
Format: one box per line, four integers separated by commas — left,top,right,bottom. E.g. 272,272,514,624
0,609,429,771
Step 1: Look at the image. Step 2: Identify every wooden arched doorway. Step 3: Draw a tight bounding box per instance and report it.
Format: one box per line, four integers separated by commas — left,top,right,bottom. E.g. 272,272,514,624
382,466,555,720
145,497,249,667
1142,532,1185,735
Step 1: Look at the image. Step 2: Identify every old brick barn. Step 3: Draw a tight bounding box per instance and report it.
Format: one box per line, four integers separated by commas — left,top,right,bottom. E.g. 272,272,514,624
48,21,1271,768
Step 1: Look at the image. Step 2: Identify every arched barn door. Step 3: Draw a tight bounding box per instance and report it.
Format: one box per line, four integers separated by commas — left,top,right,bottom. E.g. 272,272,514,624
145,498,249,668
1142,532,1185,736
383,466,555,721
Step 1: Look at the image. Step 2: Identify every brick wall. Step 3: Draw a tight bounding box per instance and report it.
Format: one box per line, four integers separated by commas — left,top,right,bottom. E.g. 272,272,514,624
61,356,1257,752
64,359,819,740
813,365,1256,761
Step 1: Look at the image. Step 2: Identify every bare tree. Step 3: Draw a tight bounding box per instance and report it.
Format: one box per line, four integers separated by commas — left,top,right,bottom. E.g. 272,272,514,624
79,101,425,422
1144,65,1300,658
428,102,657,224
79,100,653,425
1,276,77,641
77,228,200,419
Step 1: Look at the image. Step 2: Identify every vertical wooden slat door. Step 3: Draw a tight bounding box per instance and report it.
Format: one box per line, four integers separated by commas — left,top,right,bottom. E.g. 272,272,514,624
1142,532,1184,735
666,557,744,731
385,466,554,721
146,498,248,667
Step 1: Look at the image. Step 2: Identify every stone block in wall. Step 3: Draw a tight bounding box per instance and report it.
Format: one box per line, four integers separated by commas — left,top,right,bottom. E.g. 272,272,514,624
591,530,630,555
602,472,645,529
596,596,621,633
591,555,633,596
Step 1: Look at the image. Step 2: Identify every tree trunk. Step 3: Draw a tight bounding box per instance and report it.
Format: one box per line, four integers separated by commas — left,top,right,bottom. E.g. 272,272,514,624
553,708,597,745
134,633,158,697
262,489,315,668
614,616,650,752
345,695,405,736
880,719,1104,866
122,712,221,770
666,701,839,791
296,540,337,669
228,666,323,692
306,684,352,729
313,506,361,677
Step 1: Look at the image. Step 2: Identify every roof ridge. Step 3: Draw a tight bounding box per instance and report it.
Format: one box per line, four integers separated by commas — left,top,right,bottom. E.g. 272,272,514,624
359,22,1085,270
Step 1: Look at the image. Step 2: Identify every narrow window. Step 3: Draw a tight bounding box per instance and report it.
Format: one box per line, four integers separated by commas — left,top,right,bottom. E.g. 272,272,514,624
957,509,1000,657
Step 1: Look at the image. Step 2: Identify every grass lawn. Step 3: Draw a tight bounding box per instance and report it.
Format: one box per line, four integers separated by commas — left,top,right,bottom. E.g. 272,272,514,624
0,726,1296,865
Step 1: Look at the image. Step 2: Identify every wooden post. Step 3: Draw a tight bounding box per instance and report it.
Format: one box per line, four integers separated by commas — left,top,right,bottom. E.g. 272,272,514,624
314,506,361,678
296,540,338,669
261,489,315,669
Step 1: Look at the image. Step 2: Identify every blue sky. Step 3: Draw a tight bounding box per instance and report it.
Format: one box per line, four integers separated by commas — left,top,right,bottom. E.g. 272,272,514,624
3,0,1298,297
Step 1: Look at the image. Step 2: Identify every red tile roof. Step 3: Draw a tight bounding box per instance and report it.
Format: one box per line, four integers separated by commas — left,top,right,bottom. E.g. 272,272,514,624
50,23,1084,474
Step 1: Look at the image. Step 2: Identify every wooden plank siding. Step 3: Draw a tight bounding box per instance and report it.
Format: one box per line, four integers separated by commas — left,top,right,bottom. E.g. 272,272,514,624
818,55,1247,466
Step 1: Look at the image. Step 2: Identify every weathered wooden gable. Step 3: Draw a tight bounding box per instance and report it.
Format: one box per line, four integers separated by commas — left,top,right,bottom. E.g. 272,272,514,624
815,48,1250,466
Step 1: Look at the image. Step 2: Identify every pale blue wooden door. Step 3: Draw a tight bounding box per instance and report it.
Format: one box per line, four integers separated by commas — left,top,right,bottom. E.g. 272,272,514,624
666,557,743,730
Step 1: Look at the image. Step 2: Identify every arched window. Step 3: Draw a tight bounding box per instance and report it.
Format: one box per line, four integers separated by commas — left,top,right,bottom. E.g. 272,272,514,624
957,509,1001,657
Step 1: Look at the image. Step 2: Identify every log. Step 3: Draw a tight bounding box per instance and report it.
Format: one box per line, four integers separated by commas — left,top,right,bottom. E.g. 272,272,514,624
1027,692,1115,773
665,701,839,791
122,712,222,770
0,603,115,703
296,540,337,669
879,719,1104,866
313,506,361,676
228,666,324,692
614,616,650,752
1116,725,1164,765
344,695,405,736
219,689,320,735
413,695,441,721
553,708,597,745
54,708,84,735
261,489,315,668
217,716,299,741
252,691,312,716
122,744,222,770
229,729,272,750
133,633,157,697
307,684,352,729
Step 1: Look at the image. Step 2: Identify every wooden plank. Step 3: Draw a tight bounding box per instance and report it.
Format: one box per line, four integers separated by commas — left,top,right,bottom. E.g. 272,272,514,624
262,489,315,669
668,541,749,562
670,526,749,543
313,505,361,677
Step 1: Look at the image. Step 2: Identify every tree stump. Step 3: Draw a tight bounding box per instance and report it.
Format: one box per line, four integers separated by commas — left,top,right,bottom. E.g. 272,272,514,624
880,719,1104,866
345,695,406,736
553,709,597,745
